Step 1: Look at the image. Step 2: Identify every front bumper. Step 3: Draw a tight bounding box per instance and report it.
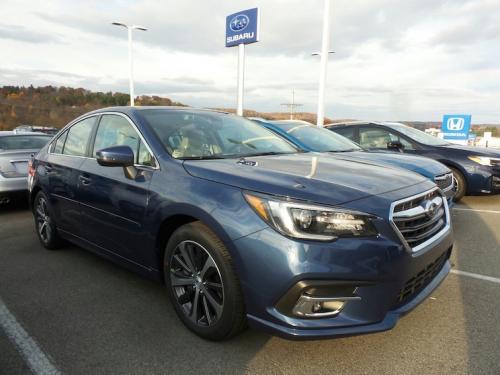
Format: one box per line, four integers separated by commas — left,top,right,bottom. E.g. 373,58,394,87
466,164,500,194
233,220,453,340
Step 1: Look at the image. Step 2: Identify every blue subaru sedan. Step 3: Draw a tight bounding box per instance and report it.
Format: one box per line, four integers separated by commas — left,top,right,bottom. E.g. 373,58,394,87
254,120,455,202
29,107,453,340
329,121,500,201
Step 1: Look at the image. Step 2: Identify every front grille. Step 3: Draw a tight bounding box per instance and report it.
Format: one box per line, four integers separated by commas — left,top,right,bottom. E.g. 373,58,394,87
434,173,453,191
391,189,448,252
396,249,450,305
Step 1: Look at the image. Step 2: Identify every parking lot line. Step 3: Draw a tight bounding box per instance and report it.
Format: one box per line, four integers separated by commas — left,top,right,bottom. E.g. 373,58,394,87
452,207,500,214
450,269,500,285
0,297,60,375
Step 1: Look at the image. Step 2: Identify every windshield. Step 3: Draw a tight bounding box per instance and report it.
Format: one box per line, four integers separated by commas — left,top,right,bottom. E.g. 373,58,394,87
139,110,299,159
271,122,362,152
388,124,450,146
0,135,51,151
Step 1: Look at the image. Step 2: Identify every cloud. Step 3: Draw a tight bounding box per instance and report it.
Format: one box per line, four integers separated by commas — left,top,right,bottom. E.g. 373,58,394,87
0,24,64,44
1,0,500,122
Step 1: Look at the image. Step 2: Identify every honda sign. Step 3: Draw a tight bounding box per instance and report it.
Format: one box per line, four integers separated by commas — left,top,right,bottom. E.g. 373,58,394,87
442,114,471,141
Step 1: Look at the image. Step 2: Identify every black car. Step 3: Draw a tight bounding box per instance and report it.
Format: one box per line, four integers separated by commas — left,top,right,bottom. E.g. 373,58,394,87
328,121,500,201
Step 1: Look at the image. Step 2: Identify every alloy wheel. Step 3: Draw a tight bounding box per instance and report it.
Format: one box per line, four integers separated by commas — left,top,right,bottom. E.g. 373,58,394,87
35,196,51,243
169,240,224,327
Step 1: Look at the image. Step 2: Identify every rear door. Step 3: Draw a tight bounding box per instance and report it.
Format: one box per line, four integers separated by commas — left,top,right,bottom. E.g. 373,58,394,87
44,117,97,235
76,114,157,266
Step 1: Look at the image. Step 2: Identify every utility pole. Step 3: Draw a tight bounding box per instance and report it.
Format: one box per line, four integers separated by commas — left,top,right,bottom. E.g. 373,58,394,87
280,90,303,120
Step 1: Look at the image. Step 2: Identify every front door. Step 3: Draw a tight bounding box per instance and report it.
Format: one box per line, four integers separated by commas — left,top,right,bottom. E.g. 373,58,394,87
76,114,157,267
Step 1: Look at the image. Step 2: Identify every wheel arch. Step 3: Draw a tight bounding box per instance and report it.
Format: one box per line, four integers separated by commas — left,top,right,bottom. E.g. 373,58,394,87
436,159,470,192
153,206,238,282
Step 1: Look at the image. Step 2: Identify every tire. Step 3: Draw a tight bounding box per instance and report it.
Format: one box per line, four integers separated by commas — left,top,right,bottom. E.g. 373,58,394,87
33,191,65,250
164,221,246,340
450,167,466,202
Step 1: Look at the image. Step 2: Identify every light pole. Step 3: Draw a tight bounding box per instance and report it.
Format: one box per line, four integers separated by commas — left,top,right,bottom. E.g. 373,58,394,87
111,22,147,107
315,0,332,127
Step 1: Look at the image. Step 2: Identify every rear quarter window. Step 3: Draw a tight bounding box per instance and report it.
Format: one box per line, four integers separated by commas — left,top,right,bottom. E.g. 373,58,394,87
62,117,96,156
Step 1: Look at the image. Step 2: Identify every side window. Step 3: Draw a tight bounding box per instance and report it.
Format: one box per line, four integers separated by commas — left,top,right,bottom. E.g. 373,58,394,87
359,127,415,150
93,114,155,166
333,127,355,141
138,140,156,167
359,128,393,149
399,137,415,150
52,131,68,154
63,117,95,156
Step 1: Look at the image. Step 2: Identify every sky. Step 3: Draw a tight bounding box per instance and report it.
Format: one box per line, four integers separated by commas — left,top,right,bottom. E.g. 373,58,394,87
1,0,499,123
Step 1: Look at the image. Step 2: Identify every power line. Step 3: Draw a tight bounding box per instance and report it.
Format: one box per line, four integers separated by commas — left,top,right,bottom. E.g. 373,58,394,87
280,89,303,120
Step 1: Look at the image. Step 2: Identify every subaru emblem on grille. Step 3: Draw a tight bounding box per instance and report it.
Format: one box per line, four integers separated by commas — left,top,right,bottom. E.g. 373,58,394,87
423,200,438,218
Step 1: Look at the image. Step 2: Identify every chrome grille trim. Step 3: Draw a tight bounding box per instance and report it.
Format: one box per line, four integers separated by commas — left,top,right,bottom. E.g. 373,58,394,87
389,188,451,253
434,172,454,192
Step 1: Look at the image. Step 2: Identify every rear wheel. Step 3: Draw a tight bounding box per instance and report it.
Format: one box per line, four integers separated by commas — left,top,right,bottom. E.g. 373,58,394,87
33,191,65,249
164,222,246,340
450,167,466,202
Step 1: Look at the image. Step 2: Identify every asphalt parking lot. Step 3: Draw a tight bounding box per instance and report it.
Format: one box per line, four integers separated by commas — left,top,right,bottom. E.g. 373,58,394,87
1,195,499,375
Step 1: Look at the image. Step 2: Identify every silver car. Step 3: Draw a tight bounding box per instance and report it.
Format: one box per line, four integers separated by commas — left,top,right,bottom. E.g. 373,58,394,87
0,131,52,204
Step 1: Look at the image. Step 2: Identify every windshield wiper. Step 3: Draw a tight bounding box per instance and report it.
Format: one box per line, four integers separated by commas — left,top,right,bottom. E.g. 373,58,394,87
240,151,297,157
180,155,228,160
329,149,359,152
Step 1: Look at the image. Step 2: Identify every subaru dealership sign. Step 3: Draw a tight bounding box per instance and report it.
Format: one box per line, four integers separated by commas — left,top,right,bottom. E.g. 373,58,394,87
441,114,472,141
226,8,260,47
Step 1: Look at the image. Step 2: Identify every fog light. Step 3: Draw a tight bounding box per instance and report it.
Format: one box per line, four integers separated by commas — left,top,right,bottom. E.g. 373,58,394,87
292,294,360,318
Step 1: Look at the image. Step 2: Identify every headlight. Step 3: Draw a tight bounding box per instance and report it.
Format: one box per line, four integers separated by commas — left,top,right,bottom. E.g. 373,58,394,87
244,192,377,241
468,156,500,166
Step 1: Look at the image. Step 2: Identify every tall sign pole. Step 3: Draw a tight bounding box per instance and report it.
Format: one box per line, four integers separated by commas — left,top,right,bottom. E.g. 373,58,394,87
226,8,260,116
317,0,331,127
237,44,245,116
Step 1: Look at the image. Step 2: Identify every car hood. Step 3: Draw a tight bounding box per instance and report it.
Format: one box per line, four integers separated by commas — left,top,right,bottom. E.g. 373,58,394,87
332,151,450,179
183,153,430,206
440,144,500,157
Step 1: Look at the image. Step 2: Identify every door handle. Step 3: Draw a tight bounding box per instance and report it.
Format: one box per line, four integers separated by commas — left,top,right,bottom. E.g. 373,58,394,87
45,164,53,173
79,174,92,186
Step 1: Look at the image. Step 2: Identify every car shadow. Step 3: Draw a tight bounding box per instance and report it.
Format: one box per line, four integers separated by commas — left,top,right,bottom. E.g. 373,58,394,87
0,196,30,214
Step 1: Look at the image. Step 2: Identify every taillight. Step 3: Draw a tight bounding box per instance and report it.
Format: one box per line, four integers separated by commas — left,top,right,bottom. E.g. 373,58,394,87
28,159,36,177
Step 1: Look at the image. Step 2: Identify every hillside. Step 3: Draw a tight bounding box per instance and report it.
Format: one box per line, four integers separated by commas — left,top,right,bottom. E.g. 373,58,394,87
0,85,185,130
1,86,498,135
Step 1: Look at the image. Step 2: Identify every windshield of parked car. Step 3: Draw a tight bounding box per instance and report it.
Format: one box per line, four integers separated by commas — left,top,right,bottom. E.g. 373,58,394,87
387,124,450,146
270,122,362,152
140,110,299,159
0,135,51,151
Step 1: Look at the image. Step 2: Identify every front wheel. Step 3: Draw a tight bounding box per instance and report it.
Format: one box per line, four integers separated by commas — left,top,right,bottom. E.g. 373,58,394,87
450,167,466,202
164,222,246,340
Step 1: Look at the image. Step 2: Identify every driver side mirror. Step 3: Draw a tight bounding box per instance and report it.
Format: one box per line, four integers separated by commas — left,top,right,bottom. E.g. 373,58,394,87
96,145,138,179
387,140,404,152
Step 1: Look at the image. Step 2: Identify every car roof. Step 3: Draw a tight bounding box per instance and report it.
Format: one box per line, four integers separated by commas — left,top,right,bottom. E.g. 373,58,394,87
329,121,407,127
83,106,229,117
0,131,52,137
